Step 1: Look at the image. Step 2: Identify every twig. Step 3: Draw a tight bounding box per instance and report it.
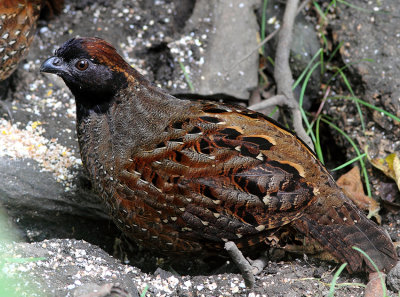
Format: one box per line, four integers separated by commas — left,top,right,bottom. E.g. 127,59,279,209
250,94,286,111
273,0,314,149
274,0,298,100
225,241,255,288
310,85,330,127
248,87,262,106
246,0,314,149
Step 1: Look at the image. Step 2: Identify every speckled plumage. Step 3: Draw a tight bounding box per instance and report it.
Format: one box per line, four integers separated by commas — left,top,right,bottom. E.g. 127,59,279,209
41,37,397,274
0,0,63,81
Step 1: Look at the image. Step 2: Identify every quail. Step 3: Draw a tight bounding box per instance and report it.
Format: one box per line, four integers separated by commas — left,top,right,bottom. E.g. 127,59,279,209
40,37,397,274
0,0,63,96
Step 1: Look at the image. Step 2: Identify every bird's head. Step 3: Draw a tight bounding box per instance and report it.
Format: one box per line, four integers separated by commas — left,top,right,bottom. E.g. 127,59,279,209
40,37,133,112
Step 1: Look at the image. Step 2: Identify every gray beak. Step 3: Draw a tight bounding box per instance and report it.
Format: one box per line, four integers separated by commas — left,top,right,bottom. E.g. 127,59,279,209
40,56,66,75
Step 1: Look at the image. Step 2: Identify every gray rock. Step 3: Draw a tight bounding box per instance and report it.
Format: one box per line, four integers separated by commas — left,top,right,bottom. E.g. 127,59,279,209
0,239,140,297
387,261,400,292
263,0,321,103
184,0,260,100
0,156,116,244
290,16,321,99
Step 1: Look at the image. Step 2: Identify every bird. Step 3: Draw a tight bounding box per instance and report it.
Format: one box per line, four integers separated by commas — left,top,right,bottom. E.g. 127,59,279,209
0,0,64,97
40,37,397,275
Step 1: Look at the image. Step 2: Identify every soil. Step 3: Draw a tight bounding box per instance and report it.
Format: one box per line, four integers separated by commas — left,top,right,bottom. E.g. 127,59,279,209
0,0,399,296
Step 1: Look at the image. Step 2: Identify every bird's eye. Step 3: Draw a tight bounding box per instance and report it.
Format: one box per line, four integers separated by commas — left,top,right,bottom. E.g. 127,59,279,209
75,59,89,71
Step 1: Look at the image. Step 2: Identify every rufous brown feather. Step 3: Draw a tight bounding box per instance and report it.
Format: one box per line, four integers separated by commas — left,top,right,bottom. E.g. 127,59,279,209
40,37,398,274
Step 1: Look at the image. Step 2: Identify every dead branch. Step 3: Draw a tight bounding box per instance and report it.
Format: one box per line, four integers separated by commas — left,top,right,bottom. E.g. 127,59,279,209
273,0,314,149
248,0,314,150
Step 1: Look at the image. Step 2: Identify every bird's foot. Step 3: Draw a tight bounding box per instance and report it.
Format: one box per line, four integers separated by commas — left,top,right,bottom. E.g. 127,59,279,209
225,241,255,288
225,242,273,288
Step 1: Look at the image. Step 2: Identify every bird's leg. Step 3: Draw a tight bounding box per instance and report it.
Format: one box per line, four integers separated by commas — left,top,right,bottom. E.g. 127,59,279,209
248,252,269,275
224,241,255,288
0,100,13,123
224,242,272,288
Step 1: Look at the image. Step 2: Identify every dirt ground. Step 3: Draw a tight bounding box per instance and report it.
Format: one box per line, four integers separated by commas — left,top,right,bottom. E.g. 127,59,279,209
1,0,399,296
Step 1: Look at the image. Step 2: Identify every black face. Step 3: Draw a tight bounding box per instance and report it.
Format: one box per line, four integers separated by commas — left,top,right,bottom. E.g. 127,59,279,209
40,38,128,117
41,55,115,93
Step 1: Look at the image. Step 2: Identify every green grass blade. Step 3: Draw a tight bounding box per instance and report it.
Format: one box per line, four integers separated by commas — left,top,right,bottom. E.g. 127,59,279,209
320,33,328,51
178,61,194,91
331,153,367,171
320,117,371,196
336,69,365,132
140,285,149,297
326,41,343,65
313,1,327,23
352,246,386,297
352,97,400,122
267,56,275,66
299,61,320,108
330,96,400,123
315,115,324,164
328,263,348,297
268,106,279,117
337,0,373,12
292,48,323,90
298,61,321,146
324,59,374,90
320,47,325,74
337,0,389,14
324,0,337,15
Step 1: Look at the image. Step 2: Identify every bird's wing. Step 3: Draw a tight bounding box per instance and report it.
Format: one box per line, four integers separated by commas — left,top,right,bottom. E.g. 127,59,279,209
116,102,321,248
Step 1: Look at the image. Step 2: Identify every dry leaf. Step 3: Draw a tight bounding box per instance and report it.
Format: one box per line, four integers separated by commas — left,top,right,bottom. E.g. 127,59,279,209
368,152,396,179
337,166,381,224
367,150,400,192
365,272,385,297
393,154,400,191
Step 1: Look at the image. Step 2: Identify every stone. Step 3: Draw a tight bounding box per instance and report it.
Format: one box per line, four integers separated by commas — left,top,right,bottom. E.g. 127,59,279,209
183,0,260,100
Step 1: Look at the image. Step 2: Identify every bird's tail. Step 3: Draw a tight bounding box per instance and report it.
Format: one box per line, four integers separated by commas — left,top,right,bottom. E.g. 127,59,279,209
293,192,397,273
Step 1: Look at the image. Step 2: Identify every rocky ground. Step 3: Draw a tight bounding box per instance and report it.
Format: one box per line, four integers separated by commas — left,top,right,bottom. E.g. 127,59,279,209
0,0,400,296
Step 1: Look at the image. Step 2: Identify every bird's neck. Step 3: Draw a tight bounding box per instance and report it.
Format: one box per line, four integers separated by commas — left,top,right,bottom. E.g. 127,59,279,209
76,75,190,171
71,69,130,122
109,78,190,147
